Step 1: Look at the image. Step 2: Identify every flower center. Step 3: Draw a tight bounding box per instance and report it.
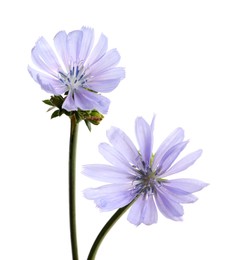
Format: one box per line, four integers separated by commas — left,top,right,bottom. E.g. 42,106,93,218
59,62,90,91
132,167,158,195
131,154,165,196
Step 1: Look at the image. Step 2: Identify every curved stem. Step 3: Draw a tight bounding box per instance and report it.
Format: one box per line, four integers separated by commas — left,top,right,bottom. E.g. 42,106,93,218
87,200,135,260
69,115,79,260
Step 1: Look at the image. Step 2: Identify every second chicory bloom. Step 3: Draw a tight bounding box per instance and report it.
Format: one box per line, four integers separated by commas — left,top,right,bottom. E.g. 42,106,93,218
83,116,208,226
28,26,125,114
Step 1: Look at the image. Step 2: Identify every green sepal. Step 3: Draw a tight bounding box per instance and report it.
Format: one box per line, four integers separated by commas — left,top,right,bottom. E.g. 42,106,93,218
84,120,92,132
43,95,104,130
74,111,82,124
85,110,104,125
50,95,65,109
51,109,60,119
47,106,55,112
43,99,54,106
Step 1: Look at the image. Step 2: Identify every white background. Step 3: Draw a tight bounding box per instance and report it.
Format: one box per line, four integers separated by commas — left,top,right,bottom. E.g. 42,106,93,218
0,0,239,259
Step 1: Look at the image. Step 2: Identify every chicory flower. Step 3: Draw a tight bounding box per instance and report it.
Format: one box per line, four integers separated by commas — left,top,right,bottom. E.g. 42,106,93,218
28,26,125,114
83,116,208,225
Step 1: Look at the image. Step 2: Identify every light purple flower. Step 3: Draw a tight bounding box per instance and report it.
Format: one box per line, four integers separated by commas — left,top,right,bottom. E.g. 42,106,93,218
83,116,208,226
28,26,125,114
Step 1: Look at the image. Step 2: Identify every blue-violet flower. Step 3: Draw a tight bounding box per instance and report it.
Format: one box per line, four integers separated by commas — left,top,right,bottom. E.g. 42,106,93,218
83,116,208,225
28,26,125,114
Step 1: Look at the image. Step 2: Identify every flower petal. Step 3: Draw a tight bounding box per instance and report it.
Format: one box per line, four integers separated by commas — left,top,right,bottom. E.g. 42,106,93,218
141,195,158,225
151,115,156,133
76,88,110,114
87,79,122,93
128,194,158,226
31,37,61,76
73,88,96,111
82,164,133,183
106,126,139,165
98,143,133,171
86,33,108,66
92,67,125,81
163,179,209,193
54,30,69,69
67,30,83,62
84,183,134,211
159,184,198,203
89,94,110,114
159,141,188,177
88,67,125,93
89,49,121,75
155,187,184,221
135,117,153,167
127,194,145,226
62,92,77,111
71,88,110,114
152,128,184,171
84,183,129,199
165,149,203,176
28,66,67,95
79,27,94,62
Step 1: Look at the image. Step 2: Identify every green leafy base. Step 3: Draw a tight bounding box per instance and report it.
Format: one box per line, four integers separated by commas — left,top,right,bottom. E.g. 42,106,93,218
43,95,104,131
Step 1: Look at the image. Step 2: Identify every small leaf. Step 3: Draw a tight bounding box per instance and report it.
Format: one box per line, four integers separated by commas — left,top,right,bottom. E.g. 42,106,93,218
50,95,64,108
51,110,60,119
75,111,82,123
47,106,55,112
85,120,92,132
43,99,54,106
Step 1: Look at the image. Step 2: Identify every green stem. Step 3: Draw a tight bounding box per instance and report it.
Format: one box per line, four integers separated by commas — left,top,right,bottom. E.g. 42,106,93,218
69,115,79,260
87,200,135,260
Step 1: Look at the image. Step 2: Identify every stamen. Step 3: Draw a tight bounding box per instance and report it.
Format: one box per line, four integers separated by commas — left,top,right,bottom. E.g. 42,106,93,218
58,61,89,92
132,164,159,196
